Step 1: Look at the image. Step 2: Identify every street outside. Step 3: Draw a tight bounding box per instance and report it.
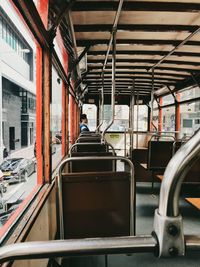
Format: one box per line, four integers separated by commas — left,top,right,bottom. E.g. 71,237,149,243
0,143,62,226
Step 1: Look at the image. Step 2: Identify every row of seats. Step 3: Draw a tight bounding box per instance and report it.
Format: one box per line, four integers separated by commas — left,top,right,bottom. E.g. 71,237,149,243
147,138,200,184
132,135,200,208
58,132,134,239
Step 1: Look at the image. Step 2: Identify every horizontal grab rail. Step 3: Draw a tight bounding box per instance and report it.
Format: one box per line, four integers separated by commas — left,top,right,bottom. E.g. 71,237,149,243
0,235,200,264
0,236,156,264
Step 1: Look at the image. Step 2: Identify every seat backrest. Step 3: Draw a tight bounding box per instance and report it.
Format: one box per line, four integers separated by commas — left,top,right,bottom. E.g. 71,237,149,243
77,136,101,143
61,171,130,238
184,158,200,183
70,152,114,172
147,140,174,170
76,143,108,153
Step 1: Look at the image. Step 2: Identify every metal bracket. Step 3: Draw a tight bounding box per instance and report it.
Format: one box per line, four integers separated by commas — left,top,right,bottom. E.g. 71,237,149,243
153,209,185,257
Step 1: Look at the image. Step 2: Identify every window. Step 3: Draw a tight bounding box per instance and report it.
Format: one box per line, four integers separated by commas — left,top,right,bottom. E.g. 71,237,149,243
0,11,31,64
51,67,62,171
82,104,97,131
0,7,37,234
162,106,175,132
134,105,148,131
180,101,200,138
162,94,174,106
179,86,200,101
101,105,129,132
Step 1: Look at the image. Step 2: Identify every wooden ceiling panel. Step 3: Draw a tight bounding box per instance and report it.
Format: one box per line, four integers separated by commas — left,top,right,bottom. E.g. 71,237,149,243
49,0,200,98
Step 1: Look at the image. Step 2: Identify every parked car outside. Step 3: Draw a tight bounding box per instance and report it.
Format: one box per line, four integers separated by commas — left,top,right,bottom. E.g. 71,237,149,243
0,158,36,183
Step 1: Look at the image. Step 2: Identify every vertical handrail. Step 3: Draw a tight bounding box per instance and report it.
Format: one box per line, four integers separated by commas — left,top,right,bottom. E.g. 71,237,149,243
124,128,127,157
136,91,139,149
130,82,134,154
150,69,155,131
95,72,104,133
102,29,117,142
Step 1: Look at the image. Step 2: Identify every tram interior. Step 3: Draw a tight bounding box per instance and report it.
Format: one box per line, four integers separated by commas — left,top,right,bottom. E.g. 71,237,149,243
0,1,200,267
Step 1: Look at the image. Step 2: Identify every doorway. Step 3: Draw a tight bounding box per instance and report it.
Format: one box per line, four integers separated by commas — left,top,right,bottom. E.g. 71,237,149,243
9,127,15,150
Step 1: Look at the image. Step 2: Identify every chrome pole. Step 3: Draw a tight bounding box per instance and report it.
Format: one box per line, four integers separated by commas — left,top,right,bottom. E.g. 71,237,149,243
150,69,154,131
102,29,116,142
136,91,139,149
96,72,104,132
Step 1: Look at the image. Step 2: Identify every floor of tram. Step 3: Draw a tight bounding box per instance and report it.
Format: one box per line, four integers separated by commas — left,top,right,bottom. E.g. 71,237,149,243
62,182,200,267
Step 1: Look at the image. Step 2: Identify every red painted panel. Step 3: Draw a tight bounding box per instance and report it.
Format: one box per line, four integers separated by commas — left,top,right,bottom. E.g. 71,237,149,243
62,82,66,156
37,0,49,29
36,45,43,184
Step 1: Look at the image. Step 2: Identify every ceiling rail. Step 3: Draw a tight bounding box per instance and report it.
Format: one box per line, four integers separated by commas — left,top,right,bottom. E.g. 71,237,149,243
149,27,200,72
102,0,124,73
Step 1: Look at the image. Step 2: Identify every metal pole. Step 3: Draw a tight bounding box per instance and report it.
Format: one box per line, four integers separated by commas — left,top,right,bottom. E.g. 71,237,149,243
102,29,117,142
136,91,139,149
102,0,124,73
96,72,104,132
130,81,135,153
150,69,155,131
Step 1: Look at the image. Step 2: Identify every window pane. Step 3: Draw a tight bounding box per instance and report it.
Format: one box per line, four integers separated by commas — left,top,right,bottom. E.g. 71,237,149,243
162,106,175,132
101,105,129,132
162,94,174,105
179,86,200,101
82,104,97,132
134,105,148,131
51,67,62,171
0,5,37,229
180,101,200,138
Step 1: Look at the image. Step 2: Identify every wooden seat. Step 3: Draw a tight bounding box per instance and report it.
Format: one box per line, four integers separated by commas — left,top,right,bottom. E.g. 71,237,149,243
185,198,200,210
70,152,114,172
147,140,174,171
61,171,131,238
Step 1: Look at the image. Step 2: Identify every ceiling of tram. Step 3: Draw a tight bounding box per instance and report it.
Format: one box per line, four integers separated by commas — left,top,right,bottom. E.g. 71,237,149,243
49,0,200,103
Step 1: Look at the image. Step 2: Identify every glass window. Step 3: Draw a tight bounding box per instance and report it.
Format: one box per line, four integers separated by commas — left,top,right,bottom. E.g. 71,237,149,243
0,11,37,231
180,101,200,138
179,86,200,101
82,104,97,131
0,17,2,38
162,94,174,106
101,105,129,132
134,105,148,131
51,67,62,171
2,19,6,40
162,106,175,132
